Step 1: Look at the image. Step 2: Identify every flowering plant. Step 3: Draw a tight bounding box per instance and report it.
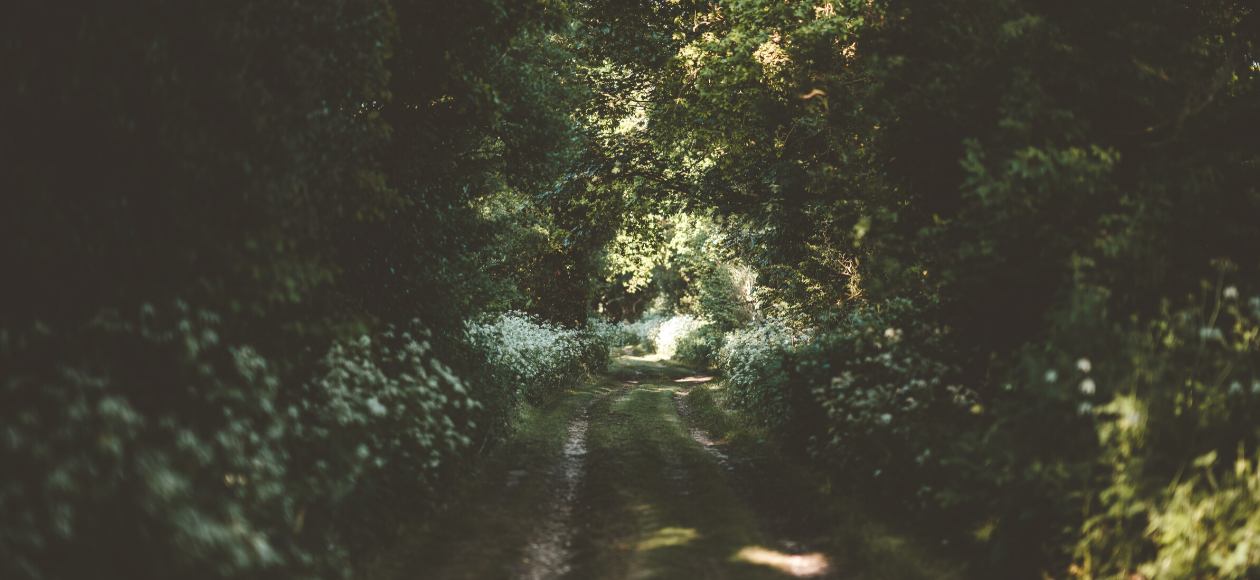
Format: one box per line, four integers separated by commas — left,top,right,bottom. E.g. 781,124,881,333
466,312,607,401
716,317,813,423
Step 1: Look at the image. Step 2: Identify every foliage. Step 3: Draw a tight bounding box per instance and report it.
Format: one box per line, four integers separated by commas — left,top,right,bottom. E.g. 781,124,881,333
664,214,758,330
2,0,399,348
672,323,728,368
716,317,814,429
794,300,970,506
289,322,479,554
1071,282,1260,580
649,315,706,360
467,312,608,405
8,0,1260,578
474,194,601,325
0,303,600,580
2,304,309,580
551,0,1260,577
587,318,640,350
1,0,596,578
339,1,590,335
614,312,671,350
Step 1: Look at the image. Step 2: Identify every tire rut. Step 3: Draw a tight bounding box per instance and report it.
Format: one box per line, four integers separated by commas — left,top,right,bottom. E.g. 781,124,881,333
512,389,614,580
673,385,841,579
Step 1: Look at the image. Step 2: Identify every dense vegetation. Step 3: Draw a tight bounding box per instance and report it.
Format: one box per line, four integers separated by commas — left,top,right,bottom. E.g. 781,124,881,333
3,0,1259,579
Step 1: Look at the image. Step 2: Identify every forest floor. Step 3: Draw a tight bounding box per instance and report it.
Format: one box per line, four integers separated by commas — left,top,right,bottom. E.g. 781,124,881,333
360,352,965,580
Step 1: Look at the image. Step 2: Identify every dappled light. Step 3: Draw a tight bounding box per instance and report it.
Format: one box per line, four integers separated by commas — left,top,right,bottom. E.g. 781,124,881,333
734,546,831,577
624,354,668,363
637,527,701,551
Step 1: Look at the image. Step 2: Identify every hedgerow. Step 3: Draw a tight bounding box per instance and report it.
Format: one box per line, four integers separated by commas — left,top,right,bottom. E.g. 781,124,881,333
2,304,310,580
0,305,605,580
707,285,1260,579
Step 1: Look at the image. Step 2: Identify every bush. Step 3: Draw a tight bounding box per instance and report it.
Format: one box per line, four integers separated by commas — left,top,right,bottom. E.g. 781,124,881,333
466,312,608,404
587,318,639,350
672,323,726,368
1071,284,1260,580
791,299,969,511
622,312,669,350
716,317,813,428
650,315,706,359
289,323,480,555
0,305,606,580
731,287,1260,579
1,303,305,580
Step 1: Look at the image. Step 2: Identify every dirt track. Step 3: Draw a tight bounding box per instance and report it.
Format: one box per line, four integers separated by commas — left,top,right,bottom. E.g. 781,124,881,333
361,354,957,580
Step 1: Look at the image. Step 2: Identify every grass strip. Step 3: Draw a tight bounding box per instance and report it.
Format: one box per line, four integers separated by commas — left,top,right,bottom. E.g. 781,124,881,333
682,380,968,580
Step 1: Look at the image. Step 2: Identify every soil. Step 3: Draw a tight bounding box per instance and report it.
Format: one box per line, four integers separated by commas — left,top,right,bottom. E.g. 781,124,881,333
360,353,962,580
514,390,613,580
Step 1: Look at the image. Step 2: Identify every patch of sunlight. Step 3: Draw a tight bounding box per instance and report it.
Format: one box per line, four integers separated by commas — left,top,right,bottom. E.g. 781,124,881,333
637,527,700,551
733,546,831,577
623,354,667,363
973,518,998,542
673,376,713,383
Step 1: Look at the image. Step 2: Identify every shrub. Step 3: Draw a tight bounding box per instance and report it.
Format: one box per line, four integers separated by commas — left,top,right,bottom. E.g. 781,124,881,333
1,304,606,580
466,312,607,404
288,323,480,554
716,317,813,428
1,303,303,580
791,299,968,509
1071,285,1260,580
590,312,723,366
672,323,726,368
650,315,706,359
587,318,638,350
622,312,670,350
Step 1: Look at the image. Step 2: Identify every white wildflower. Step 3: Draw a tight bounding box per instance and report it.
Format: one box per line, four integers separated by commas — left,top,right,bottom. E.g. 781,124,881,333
1079,379,1096,396
365,397,387,417
1076,358,1091,373
1044,369,1058,383
1224,286,1238,299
